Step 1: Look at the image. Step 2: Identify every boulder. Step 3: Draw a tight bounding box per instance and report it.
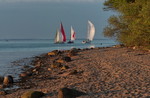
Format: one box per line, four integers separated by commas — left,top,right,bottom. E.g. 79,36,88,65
61,56,71,62
58,87,75,98
68,48,78,57
3,75,13,85
21,91,44,98
0,76,4,84
0,84,4,89
48,50,62,56
47,51,56,56
71,48,78,52
0,90,6,95
58,87,86,98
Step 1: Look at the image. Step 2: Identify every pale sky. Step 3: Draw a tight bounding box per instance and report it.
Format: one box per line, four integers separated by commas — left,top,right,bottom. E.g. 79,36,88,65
0,0,115,39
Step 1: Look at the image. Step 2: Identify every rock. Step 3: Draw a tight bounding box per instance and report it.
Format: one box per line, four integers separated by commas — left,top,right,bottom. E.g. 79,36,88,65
22,85,31,89
60,70,82,77
0,84,4,89
71,48,78,52
68,70,78,75
58,87,86,98
47,51,56,56
35,61,41,67
0,90,6,95
47,68,52,71
133,46,137,50
56,59,65,63
61,56,71,62
56,56,71,63
3,75,13,85
20,72,28,77
52,50,61,54
23,65,30,69
32,69,37,72
20,72,32,78
113,44,125,48
48,50,62,56
58,87,74,98
51,61,62,68
21,91,44,98
0,76,4,84
68,48,78,57
61,65,69,70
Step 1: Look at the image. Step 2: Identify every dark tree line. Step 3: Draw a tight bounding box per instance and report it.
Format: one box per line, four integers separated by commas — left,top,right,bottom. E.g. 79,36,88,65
103,0,150,49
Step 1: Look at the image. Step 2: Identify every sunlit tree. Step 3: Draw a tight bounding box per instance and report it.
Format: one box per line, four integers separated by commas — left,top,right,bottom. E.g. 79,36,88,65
103,0,150,49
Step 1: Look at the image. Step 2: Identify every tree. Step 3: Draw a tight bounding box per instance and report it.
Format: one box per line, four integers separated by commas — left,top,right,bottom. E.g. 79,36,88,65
103,0,150,49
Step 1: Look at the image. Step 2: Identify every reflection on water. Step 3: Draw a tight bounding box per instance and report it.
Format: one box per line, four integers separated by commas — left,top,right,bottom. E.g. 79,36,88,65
88,45,95,48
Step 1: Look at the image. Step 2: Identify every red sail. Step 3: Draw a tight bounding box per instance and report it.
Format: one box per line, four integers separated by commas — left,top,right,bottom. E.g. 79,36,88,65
73,31,76,39
60,23,66,42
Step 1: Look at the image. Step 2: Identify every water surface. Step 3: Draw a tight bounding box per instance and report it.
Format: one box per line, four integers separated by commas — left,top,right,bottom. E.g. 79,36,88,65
0,0,117,79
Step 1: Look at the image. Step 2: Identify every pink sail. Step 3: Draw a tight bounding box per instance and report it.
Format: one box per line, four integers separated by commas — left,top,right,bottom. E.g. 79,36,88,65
60,23,66,42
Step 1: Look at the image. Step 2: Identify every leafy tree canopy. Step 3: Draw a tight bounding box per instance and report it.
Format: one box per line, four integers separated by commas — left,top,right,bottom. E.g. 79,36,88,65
103,0,150,49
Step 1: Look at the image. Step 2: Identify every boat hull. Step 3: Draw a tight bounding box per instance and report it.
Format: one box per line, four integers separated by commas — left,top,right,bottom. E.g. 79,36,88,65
54,42,65,44
82,40,91,44
67,41,74,44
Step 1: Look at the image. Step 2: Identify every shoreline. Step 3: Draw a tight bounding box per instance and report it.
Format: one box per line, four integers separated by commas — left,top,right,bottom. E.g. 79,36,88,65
1,46,150,97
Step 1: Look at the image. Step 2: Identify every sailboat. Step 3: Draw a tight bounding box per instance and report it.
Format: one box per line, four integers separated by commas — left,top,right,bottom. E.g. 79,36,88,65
67,26,76,43
82,20,95,44
54,23,66,44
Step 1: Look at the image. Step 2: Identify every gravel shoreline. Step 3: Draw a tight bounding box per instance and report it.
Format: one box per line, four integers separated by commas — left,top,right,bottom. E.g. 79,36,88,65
1,46,150,98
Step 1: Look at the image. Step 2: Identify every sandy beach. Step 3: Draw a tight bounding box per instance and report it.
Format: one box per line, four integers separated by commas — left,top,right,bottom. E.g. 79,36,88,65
1,46,150,98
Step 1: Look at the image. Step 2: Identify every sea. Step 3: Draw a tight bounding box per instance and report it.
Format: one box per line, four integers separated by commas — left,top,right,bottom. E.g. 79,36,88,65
0,0,118,80
0,39,117,79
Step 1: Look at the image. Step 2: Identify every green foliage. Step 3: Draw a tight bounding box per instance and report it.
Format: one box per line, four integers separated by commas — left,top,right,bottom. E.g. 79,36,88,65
103,0,150,49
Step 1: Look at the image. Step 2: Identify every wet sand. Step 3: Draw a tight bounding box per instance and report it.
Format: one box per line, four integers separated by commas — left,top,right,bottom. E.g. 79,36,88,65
1,46,150,98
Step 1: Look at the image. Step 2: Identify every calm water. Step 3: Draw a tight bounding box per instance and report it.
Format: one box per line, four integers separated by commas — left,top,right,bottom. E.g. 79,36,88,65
0,39,117,79
0,0,117,79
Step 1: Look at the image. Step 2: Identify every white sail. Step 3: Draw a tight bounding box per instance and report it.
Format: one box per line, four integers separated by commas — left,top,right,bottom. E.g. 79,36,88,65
54,29,60,43
54,23,66,43
70,26,76,41
87,20,95,41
